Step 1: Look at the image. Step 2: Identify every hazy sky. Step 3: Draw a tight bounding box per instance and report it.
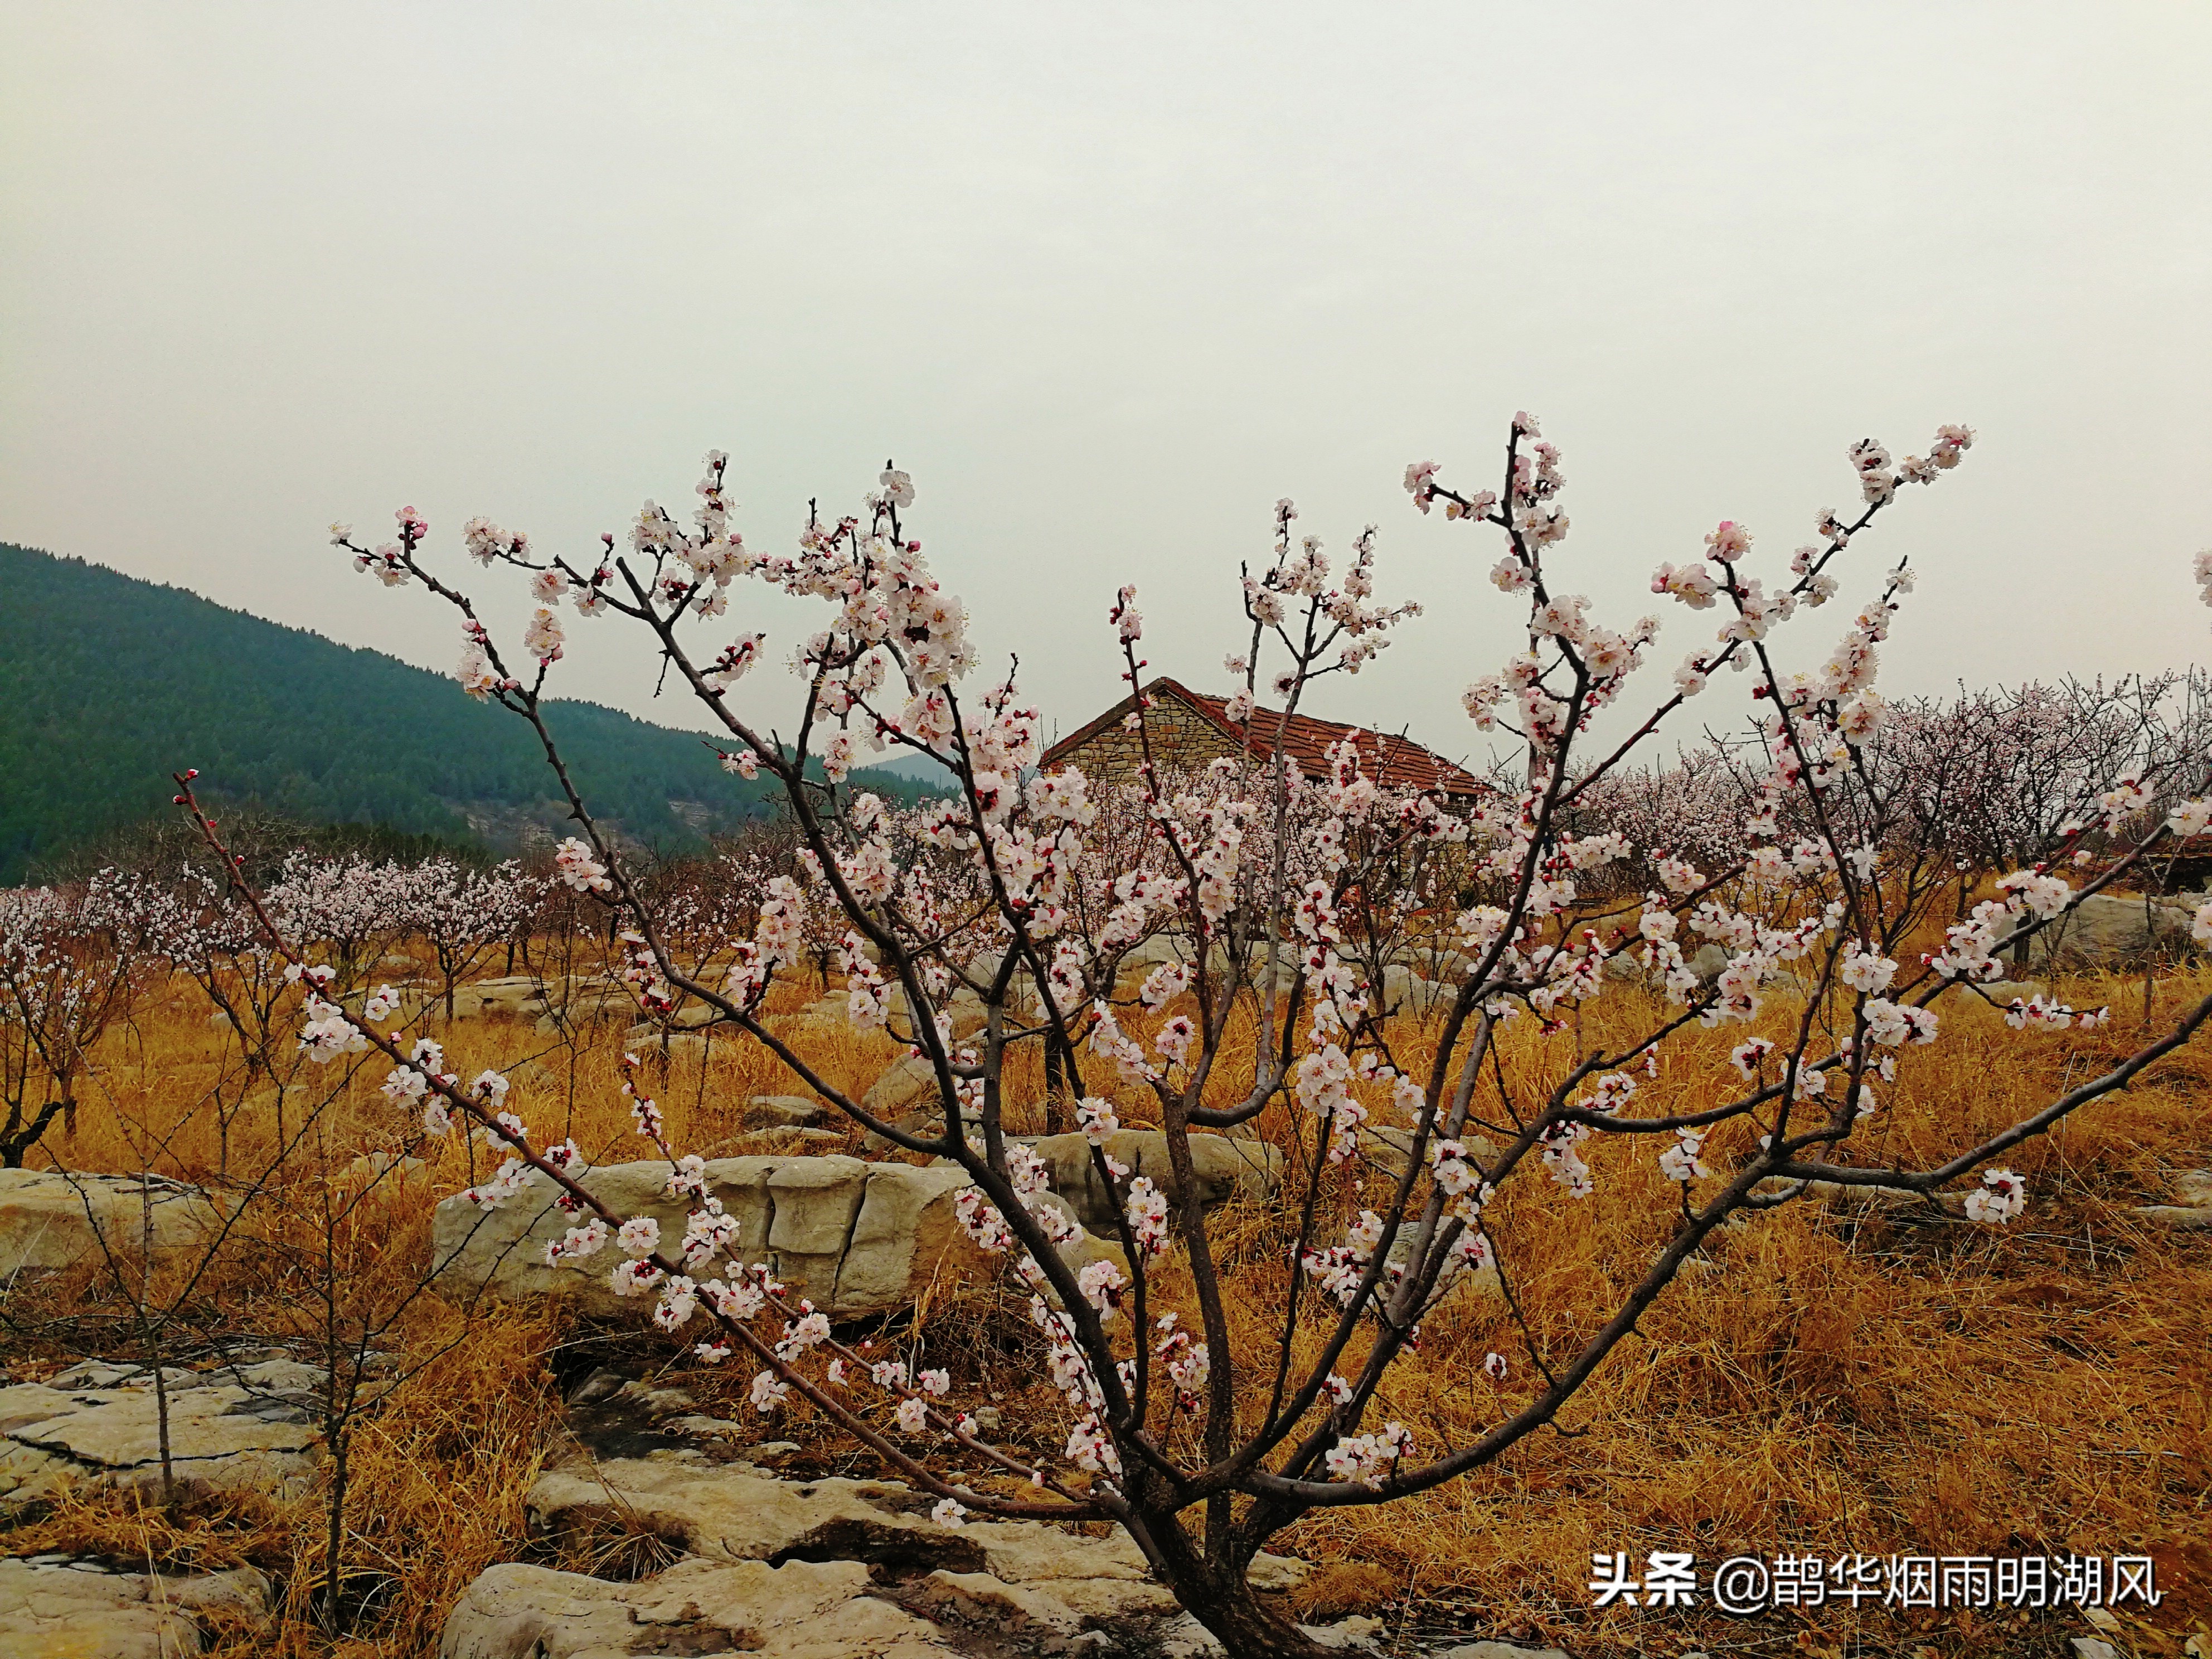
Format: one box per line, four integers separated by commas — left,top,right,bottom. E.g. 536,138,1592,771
4,3,2208,773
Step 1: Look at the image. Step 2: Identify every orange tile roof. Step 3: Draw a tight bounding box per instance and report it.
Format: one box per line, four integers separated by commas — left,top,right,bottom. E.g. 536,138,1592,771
1040,676,1487,798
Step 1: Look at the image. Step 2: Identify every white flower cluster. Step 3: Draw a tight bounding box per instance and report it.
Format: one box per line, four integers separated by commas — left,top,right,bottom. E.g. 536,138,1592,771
1963,1167,2026,1224
553,837,613,895
1301,1209,1385,1308
1539,1120,1595,1198
1861,998,1940,1047
295,991,366,1065
1323,1421,1414,1488
1658,1127,1712,1183
2002,994,2108,1032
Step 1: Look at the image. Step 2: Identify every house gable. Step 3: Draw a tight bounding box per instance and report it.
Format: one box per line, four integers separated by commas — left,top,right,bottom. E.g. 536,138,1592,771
1039,676,1485,798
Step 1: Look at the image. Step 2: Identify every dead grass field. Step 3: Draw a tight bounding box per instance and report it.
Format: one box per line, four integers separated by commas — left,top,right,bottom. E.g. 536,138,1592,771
4,948,2208,1658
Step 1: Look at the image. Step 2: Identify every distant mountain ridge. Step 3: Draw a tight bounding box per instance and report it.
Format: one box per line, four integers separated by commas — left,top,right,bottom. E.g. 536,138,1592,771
853,749,963,787
0,542,787,882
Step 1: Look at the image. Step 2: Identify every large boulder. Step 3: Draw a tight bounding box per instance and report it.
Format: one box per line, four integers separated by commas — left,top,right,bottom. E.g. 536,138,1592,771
785,993,855,1041
0,1171,225,1279
953,953,1044,1016
444,975,543,1020
1357,1126,1497,1183
0,1558,271,1657
450,973,630,1025
753,1095,827,1128
1109,937,1189,999
886,990,991,1046
429,1155,995,1321
672,998,727,1030
0,1358,324,1513
1017,1132,1283,1232
864,1055,944,1119
1686,942,1730,983
701,1127,847,1159
1379,964,1451,1018
1993,894,2197,969
622,998,737,1048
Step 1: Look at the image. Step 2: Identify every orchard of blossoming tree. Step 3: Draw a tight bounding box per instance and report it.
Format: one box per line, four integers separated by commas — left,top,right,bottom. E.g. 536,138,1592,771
5,421,2211,1657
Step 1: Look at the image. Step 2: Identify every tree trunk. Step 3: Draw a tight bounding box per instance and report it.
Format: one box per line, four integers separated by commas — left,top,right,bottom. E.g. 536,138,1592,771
321,1429,350,1636
1,1098,67,1168
1042,1029,1070,1135
1142,1512,1335,1659
1178,1574,1335,1659
141,1175,173,1503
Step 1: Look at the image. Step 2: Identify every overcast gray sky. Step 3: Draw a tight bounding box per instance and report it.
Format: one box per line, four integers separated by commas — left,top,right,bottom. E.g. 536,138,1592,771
4,2,2207,770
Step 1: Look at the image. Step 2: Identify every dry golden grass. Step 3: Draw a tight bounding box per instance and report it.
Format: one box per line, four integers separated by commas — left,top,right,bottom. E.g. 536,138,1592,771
2,1296,560,1657
5,950,2209,1656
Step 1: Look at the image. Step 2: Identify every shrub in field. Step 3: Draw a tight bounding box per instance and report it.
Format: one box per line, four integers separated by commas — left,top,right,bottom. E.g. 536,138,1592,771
153,420,2212,1657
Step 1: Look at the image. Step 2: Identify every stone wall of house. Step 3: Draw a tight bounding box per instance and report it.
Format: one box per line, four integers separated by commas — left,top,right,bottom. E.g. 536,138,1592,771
1052,698,1240,785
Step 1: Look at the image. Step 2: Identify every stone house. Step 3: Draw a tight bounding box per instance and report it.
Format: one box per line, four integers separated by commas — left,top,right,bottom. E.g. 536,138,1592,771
1038,676,1486,799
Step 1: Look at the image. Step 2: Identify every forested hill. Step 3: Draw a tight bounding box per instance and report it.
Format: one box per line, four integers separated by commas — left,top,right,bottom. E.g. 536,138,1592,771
0,542,789,882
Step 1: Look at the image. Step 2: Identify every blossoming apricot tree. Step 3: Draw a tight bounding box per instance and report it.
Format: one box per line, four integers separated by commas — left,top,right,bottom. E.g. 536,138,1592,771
0,869,183,1166
168,420,2212,1657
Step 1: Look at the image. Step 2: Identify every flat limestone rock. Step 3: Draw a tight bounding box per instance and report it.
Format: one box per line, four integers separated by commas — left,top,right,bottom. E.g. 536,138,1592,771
0,1171,224,1279
469,1400,1328,1659
445,977,543,1021
0,1361,322,1513
2137,1203,2212,1229
0,1558,271,1658
1157,1611,1384,1654
1357,1125,1498,1182
529,1458,998,1575
1380,963,1452,1017
525,1454,1307,1637
439,1556,959,1658
1748,1175,1968,1219
752,1096,828,1128
1015,1131,1283,1231
699,1127,847,1159
430,1155,993,1321
448,974,629,1024
2137,1167,2212,1228
864,1055,943,1119
1993,894,2197,969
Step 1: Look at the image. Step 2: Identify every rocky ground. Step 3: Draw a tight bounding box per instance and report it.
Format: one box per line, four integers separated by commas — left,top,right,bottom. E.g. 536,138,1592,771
0,1341,1555,1657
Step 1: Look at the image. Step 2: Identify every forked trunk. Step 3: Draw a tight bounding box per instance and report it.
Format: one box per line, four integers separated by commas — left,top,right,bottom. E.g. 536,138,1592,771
1178,1573,1336,1659
1143,1512,1334,1659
